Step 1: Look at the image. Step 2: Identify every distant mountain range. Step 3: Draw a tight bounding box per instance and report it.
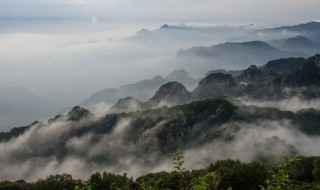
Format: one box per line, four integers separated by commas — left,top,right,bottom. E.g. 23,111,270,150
81,70,200,110
0,54,319,180
269,35,320,55
175,41,308,70
82,54,320,115
128,21,320,44
258,21,320,42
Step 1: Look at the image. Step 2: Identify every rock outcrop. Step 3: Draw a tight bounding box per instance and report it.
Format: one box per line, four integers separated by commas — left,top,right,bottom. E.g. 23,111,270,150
148,81,191,107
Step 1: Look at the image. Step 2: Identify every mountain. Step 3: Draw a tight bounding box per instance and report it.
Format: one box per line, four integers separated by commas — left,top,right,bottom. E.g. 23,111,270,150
111,97,143,113
148,81,191,107
176,41,307,70
81,76,166,108
81,88,120,107
126,24,256,45
206,69,243,77
1,96,319,180
271,55,320,88
262,57,306,74
260,21,320,42
81,70,198,109
269,36,320,55
192,73,237,100
0,55,320,180
236,55,320,98
165,69,200,90
237,65,264,84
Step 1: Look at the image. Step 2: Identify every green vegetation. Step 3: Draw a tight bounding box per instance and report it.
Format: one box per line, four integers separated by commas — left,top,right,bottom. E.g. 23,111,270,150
1,156,320,190
171,149,186,174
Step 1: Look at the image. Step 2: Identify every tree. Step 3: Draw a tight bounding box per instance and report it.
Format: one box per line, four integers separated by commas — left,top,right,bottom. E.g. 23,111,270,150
191,172,220,190
312,158,320,181
171,149,186,173
74,181,92,190
260,156,300,190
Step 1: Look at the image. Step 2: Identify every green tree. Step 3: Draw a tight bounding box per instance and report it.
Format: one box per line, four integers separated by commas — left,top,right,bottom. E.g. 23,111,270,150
171,149,186,173
312,158,320,181
35,173,76,190
191,172,220,190
260,156,300,190
75,181,92,190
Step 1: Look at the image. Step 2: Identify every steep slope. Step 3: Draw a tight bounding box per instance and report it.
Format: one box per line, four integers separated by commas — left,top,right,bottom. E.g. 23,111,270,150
271,54,320,88
165,70,200,90
148,81,191,107
237,65,264,84
81,76,166,107
0,96,320,180
111,97,143,113
81,70,198,109
192,73,236,100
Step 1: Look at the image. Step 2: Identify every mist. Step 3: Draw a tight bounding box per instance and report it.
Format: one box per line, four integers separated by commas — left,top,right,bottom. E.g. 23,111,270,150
0,98,319,181
0,20,263,130
239,96,320,112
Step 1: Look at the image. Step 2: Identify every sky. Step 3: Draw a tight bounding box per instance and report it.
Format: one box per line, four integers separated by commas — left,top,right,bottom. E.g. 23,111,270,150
0,0,319,24
0,0,320,129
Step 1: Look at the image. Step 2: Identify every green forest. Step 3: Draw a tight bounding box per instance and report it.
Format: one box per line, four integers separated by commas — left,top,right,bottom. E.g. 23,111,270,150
1,153,320,190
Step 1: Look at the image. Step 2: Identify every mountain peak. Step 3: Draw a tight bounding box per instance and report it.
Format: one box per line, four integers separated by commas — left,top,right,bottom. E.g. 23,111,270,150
149,81,190,107
160,24,170,29
192,73,236,100
166,70,191,80
112,97,143,113
67,106,92,121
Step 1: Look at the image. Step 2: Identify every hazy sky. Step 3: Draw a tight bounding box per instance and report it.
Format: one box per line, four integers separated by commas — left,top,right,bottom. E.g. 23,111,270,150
0,0,319,24
1,0,319,98
0,0,320,129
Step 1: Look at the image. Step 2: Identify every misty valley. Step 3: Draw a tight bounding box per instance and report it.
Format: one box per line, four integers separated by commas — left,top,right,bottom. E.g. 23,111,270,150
1,7,320,190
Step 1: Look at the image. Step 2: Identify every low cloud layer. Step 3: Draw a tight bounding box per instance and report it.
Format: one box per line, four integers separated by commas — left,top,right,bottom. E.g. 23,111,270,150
0,103,320,181
239,96,320,112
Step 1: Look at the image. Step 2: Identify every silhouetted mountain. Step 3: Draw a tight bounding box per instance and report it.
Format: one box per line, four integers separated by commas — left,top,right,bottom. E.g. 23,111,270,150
67,106,93,121
259,21,320,42
148,81,191,107
206,69,243,77
81,70,198,109
262,57,306,74
271,55,320,88
1,96,319,178
269,36,320,55
81,76,166,108
176,41,307,69
237,65,264,84
238,55,320,98
192,73,236,100
165,70,200,90
111,97,143,113
82,88,119,107
126,23,256,44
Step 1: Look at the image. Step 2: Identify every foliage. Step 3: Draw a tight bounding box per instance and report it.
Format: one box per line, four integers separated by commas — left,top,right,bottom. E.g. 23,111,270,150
208,159,267,190
74,181,92,190
312,158,320,181
260,156,301,190
1,157,320,190
191,172,220,190
35,173,76,190
171,149,186,173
